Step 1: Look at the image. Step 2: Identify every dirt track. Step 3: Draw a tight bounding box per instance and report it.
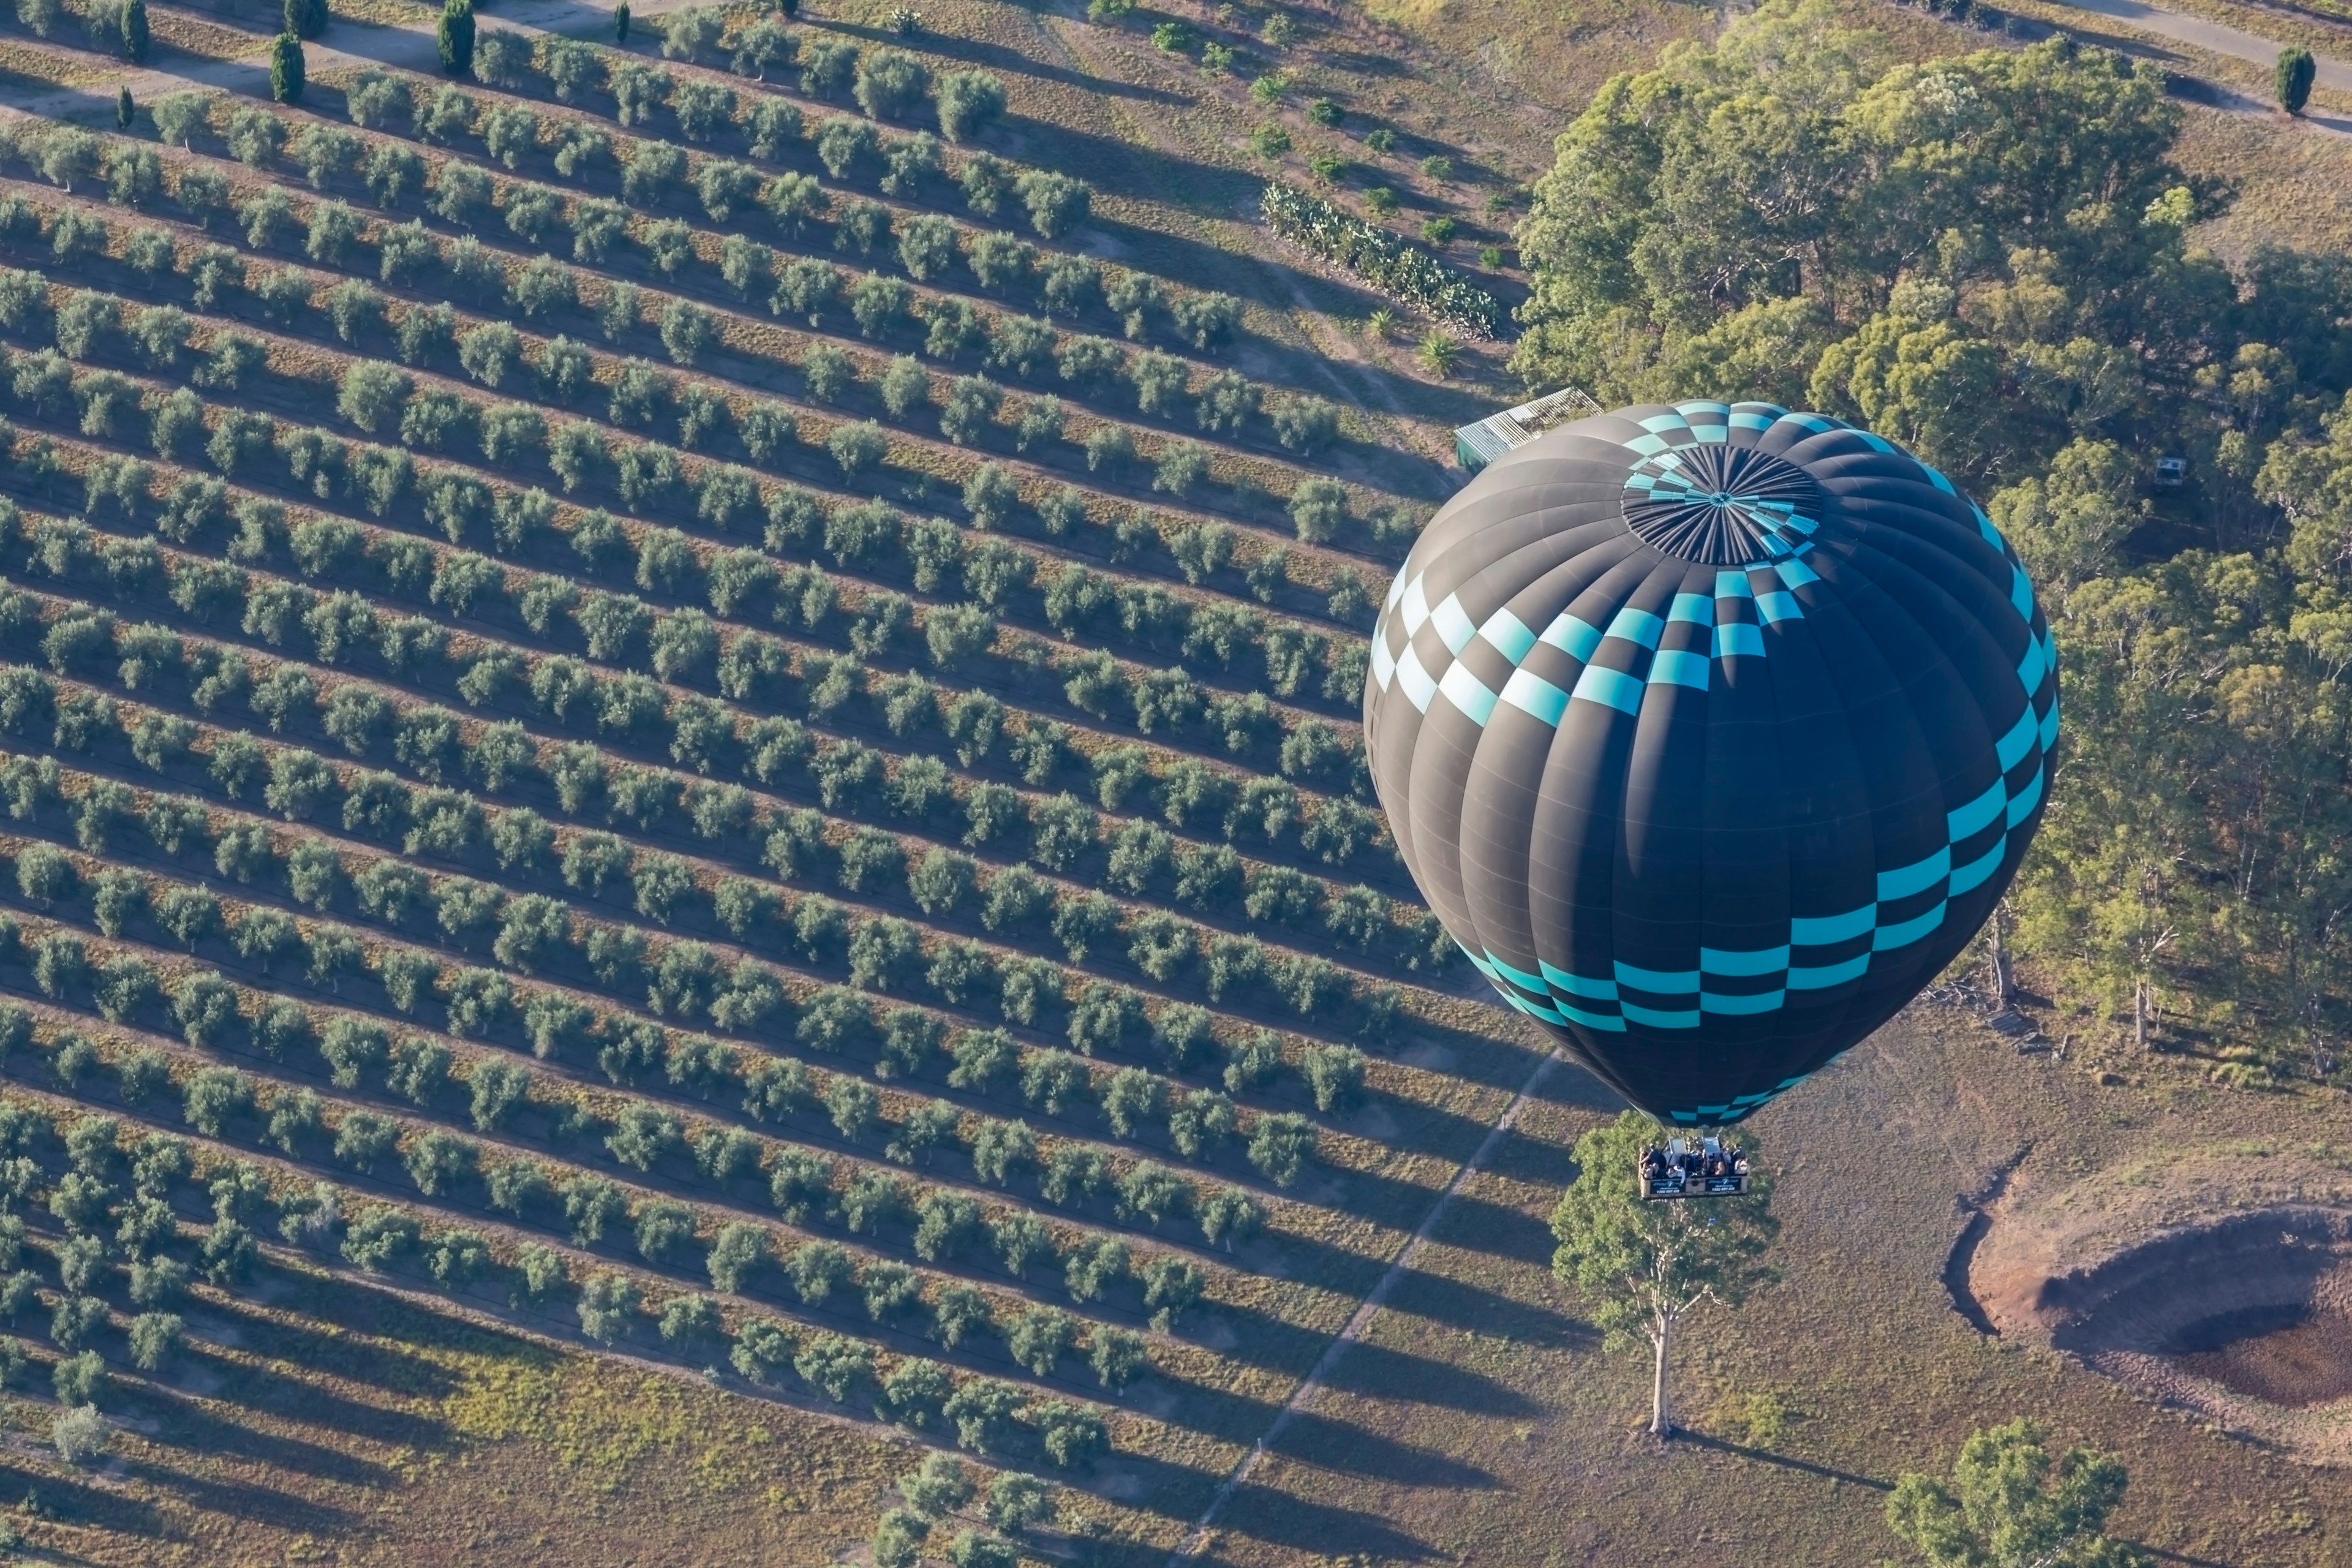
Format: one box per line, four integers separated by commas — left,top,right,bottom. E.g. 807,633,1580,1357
2053,0,2352,92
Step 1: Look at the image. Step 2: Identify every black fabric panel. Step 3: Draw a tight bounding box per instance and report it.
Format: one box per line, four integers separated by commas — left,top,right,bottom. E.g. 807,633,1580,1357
1366,405,2054,1125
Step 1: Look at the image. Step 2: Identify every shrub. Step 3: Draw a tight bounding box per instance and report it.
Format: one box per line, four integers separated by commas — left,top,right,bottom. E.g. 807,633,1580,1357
341,1206,417,1269
1063,1235,1129,1302
795,1332,875,1401
1289,477,1349,541
937,68,1006,140
986,1472,1055,1534
1247,1112,1316,1185
940,375,1002,442
1090,1327,1149,1392
2280,45,2318,114
426,1229,491,1287
1302,1042,1366,1111
883,1358,952,1430
1031,1402,1107,1468
271,32,306,102
1262,182,1499,335
1017,170,1091,237
903,1451,975,1516
53,1400,107,1460
1006,1305,1074,1374
657,1292,722,1351
854,47,929,119
945,1378,1025,1453
1268,391,1343,454
731,1317,795,1381
707,1221,769,1292
829,420,890,477
577,1270,638,1342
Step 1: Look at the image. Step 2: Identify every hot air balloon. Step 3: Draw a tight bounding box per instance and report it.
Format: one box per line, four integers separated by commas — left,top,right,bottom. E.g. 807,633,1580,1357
1366,401,2056,1134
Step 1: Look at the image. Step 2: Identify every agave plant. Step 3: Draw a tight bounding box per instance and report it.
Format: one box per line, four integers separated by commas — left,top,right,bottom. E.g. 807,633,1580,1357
1261,182,1501,337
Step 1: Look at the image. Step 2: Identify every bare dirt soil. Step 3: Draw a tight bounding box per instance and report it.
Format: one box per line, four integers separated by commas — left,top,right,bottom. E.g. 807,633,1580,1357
1970,1153,2352,1463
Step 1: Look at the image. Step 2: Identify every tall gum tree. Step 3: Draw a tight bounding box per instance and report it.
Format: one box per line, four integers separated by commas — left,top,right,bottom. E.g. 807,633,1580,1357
1549,1111,1777,1438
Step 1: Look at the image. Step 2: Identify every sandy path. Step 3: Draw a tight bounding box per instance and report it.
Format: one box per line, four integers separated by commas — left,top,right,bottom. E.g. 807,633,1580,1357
2052,0,2352,89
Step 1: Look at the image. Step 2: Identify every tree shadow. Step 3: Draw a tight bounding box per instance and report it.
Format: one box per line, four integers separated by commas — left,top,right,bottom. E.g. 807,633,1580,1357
1371,1262,1591,1349
1258,1400,1496,1488
271,1265,559,1368
1525,1055,1631,1113
111,1453,362,1532
810,17,1191,107
1099,1443,1447,1558
0,1461,170,1539
1194,1469,1446,1559
194,1292,470,1405
1477,1122,1579,1189
128,1357,422,1483
1406,1182,1558,1267
1311,45,1415,80
1373,1020,1561,1099
2135,1547,2251,1568
996,117,1283,227
1310,1334,1546,1413
1672,1430,1893,1491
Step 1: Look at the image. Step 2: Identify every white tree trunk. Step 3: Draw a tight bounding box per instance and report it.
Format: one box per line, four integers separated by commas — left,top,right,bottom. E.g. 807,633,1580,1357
2134,978,2151,1050
1649,1310,1673,1438
1986,907,2015,1008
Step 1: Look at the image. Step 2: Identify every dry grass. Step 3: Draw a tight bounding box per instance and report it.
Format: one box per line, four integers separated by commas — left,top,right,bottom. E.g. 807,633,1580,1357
1202,1003,2352,1567
0,1256,909,1564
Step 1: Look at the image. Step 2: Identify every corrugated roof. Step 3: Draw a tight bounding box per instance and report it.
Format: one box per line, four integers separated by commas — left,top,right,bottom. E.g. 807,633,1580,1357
1452,386,1600,472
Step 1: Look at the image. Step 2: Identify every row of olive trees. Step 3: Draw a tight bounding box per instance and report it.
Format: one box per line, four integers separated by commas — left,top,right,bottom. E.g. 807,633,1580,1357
2,428,1402,884
0,223,1382,636
7,586,1420,985
110,69,1215,362
1,943,1259,1344
0,758,1346,1191
16,565,1399,930
0,420,1378,791
0,380,1380,786
0,196,1365,559
0,1078,1124,1468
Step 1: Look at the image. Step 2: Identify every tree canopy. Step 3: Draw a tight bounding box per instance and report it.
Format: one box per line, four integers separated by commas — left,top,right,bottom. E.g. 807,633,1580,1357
1550,1112,1776,1434
1518,0,2352,1079
1515,1,2233,490
1887,1419,2151,1568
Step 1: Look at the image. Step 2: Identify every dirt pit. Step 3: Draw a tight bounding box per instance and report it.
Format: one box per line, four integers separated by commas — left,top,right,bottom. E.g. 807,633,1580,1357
2170,1298,2352,1408
1972,1204,2352,1459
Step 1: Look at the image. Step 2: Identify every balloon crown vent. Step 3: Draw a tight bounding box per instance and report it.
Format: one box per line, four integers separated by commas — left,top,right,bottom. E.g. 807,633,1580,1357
1620,443,1824,565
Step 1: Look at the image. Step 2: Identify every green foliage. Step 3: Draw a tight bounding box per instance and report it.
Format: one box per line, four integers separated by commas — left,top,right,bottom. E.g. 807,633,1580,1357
576,1270,638,1342
1551,1112,1777,1432
2277,47,2316,115
270,32,306,103
1262,183,1498,336
1516,6,2193,467
938,69,1006,141
1887,1419,2149,1568
437,0,473,75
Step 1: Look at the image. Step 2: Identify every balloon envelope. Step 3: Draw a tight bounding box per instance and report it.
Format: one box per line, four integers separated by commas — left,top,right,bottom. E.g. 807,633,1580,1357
1366,402,2056,1125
